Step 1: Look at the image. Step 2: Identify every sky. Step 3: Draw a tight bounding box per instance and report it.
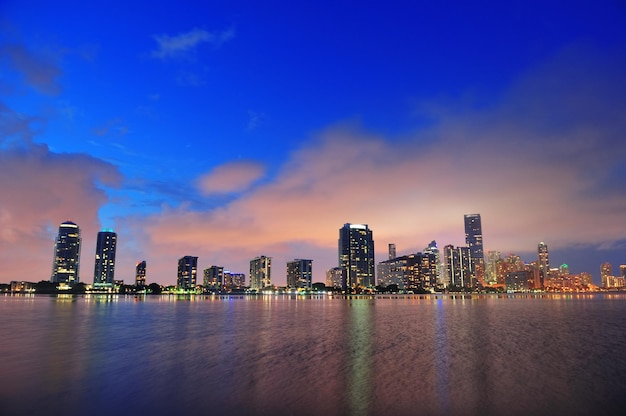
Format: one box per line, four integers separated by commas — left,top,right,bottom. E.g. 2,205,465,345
1,0,626,286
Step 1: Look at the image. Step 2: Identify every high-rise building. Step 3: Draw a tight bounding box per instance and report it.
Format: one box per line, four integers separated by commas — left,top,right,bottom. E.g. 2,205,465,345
93,230,117,286
443,244,471,288
250,256,272,290
464,214,484,282
485,250,502,285
51,220,81,285
177,256,198,289
388,244,396,260
601,262,613,288
537,242,549,288
338,223,375,290
286,259,313,289
135,261,146,288
326,267,343,289
224,271,245,288
203,266,224,289
423,240,441,286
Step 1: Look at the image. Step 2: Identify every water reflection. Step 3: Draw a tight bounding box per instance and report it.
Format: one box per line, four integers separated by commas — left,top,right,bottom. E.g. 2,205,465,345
1,294,626,415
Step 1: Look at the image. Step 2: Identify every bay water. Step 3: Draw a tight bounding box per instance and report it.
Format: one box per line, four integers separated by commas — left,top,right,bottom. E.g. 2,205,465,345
1,293,625,415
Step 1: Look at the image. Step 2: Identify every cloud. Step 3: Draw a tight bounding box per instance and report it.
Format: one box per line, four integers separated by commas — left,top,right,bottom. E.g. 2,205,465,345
197,161,266,195
120,45,626,286
0,102,44,144
0,141,122,282
151,27,234,60
1,44,62,95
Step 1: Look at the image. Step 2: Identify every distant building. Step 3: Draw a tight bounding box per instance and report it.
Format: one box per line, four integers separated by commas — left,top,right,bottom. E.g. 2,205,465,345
94,230,117,286
464,214,484,282
388,243,396,260
378,252,436,291
326,267,343,289
225,271,245,288
443,245,471,288
423,241,441,286
135,261,146,288
177,256,198,289
339,223,375,290
286,259,313,289
250,256,272,290
485,250,502,285
51,220,81,285
204,266,224,289
505,271,532,292
537,242,549,288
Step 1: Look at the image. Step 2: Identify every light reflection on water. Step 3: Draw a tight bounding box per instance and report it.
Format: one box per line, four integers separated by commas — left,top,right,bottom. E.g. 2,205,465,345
1,293,626,415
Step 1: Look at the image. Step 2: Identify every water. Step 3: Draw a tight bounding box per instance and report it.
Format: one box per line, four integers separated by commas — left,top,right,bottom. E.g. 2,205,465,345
1,293,626,415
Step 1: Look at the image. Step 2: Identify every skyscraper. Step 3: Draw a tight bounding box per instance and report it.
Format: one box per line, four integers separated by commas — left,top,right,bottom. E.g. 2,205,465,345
464,214,484,283
93,230,117,286
388,243,396,260
338,223,375,290
51,220,81,285
537,242,549,288
250,256,272,290
286,259,313,289
135,261,146,288
177,256,198,289
443,244,471,288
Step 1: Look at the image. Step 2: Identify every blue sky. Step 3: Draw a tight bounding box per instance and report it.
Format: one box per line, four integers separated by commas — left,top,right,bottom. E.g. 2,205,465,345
1,0,626,285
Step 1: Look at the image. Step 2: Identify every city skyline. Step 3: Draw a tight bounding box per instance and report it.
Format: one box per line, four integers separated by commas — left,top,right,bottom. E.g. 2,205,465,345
1,2,626,286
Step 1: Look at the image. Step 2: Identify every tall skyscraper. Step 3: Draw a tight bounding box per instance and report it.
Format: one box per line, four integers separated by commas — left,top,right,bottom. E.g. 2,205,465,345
464,214,484,282
135,260,146,288
93,230,117,286
286,259,313,289
537,242,549,288
338,223,375,290
177,256,198,289
443,244,471,288
250,256,272,290
51,220,81,285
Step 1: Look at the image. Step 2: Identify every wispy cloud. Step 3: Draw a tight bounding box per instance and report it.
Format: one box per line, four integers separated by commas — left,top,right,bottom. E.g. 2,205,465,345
151,27,234,60
1,44,62,95
197,161,266,195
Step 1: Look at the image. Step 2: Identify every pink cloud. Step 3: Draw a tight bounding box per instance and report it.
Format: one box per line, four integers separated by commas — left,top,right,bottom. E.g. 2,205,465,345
0,143,121,283
197,161,266,195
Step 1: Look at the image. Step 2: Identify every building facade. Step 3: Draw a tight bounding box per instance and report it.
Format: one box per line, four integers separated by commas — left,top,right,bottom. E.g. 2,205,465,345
464,214,484,283
250,256,272,290
93,230,117,286
326,267,343,289
51,220,81,285
443,244,471,288
338,223,375,290
537,242,549,288
177,256,198,289
135,260,146,288
286,259,313,289
203,266,225,289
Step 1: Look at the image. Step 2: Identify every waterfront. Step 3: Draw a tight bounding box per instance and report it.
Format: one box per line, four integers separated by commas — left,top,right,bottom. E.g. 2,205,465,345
1,293,625,415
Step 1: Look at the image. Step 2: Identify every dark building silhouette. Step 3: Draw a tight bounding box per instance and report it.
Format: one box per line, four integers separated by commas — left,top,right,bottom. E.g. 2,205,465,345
136,260,146,288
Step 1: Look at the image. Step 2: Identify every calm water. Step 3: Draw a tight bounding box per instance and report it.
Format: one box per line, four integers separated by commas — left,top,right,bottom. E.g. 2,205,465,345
1,293,626,415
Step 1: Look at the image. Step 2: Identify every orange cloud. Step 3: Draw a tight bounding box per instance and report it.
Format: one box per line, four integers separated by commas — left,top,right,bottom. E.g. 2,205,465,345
197,161,266,195
0,143,121,282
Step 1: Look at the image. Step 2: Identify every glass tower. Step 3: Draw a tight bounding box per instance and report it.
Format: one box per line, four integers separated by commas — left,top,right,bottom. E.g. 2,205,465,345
338,223,375,290
51,220,81,284
94,230,117,286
